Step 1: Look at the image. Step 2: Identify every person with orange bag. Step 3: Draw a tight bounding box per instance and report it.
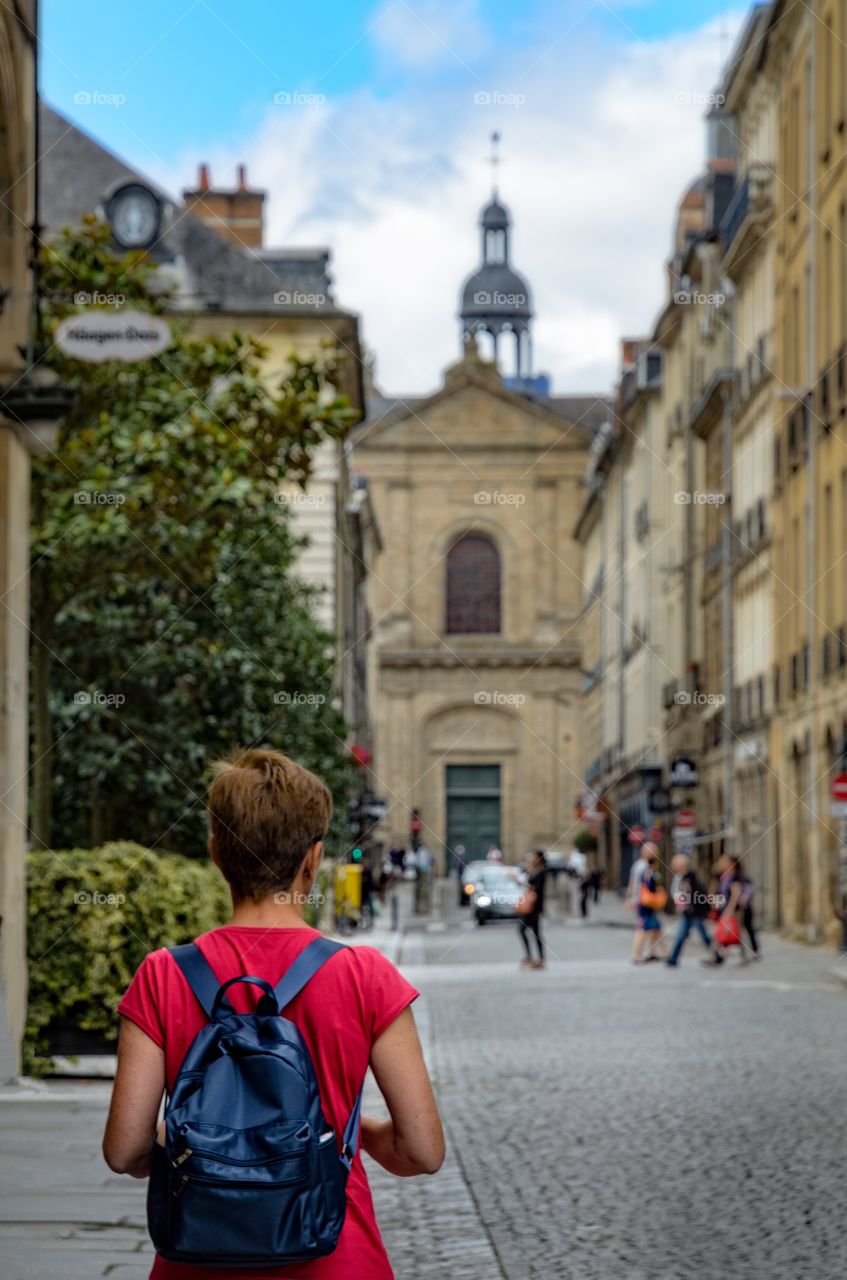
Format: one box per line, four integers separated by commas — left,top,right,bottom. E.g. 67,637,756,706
632,844,668,964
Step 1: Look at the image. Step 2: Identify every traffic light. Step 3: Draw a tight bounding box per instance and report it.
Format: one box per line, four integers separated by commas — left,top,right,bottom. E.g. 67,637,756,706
351,847,363,863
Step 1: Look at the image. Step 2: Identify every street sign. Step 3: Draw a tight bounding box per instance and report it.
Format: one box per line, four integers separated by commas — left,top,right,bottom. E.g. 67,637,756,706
673,830,696,854
676,808,696,828
629,825,647,845
56,310,171,363
648,786,671,813
670,756,699,788
831,773,847,802
830,801,847,819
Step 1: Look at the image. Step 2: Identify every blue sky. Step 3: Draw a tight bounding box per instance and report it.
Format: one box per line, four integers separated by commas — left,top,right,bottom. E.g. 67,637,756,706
42,0,747,392
43,1,738,166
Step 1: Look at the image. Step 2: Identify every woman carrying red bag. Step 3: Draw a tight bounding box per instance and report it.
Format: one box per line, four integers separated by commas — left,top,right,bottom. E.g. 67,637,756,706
703,854,746,966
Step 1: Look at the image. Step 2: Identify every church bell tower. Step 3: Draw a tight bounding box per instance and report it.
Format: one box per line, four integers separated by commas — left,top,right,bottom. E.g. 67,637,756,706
459,133,534,382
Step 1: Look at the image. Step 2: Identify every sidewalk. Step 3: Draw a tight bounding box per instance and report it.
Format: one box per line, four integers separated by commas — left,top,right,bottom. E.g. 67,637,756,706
0,880,425,1279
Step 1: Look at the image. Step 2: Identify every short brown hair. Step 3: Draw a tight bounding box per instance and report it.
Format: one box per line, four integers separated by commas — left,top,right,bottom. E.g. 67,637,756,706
208,749,332,901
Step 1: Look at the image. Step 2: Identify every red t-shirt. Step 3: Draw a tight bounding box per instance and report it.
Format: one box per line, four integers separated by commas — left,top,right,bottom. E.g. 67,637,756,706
117,925,419,1280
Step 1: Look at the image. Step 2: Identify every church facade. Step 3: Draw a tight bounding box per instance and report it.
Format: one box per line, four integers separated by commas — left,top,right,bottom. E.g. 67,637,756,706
354,195,611,868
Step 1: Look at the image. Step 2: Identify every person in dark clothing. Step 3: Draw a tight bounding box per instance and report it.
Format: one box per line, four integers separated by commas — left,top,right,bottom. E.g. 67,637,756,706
736,859,760,958
453,843,468,906
703,854,756,966
666,853,712,967
361,862,374,920
518,850,547,970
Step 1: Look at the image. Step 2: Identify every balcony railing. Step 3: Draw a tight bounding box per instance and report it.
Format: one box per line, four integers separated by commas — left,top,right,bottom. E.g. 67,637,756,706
720,163,774,255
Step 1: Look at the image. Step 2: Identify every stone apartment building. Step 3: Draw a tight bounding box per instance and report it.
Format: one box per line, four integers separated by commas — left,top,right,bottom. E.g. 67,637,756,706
576,0,847,939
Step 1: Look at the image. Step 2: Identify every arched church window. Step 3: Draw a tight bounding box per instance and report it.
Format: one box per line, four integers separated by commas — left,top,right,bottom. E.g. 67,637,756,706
446,533,501,634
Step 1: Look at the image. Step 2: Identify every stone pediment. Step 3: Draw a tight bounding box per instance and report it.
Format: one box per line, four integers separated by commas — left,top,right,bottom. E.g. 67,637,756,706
357,361,591,454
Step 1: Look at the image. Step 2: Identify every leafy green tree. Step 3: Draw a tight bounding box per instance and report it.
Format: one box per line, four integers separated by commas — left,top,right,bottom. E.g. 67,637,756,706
31,219,356,854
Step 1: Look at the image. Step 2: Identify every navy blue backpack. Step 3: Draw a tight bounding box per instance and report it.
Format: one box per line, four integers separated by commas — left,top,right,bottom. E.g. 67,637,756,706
147,936,362,1267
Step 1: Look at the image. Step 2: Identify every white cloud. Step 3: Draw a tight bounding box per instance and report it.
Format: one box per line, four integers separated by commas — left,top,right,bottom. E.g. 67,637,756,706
166,9,746,396
370,0,490,72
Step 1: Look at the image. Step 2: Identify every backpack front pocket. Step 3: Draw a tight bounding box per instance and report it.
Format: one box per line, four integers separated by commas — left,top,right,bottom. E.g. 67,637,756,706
168,1150,315,1262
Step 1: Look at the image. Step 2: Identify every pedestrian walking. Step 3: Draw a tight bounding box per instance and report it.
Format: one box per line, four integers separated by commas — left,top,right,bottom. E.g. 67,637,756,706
703,853,748,966
360,859,374,922
517,849,547,970
666,853,712,967
579,871,591,918
626,843,650,962
453,842,468,906
632,844,668,964
580,862,602,915
103,748,444,1279
737,860,761,959
389,845,404,872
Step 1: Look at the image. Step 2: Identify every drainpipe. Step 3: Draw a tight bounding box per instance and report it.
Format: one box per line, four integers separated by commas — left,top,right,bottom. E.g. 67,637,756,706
805,14,818,933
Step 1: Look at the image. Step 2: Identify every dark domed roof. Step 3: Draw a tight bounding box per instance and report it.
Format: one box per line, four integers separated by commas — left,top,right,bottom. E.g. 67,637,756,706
481,198,510,230
460,263,532,322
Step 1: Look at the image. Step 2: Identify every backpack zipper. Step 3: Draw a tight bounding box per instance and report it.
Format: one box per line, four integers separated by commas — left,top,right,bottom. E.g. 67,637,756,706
176,1145,306,1168
173,1169,305,1196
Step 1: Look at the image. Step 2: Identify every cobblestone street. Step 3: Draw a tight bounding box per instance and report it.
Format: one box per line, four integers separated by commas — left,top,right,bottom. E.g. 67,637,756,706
2,889,847,1279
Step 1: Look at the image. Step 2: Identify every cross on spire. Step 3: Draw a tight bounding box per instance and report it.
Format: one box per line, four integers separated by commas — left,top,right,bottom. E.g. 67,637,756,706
487,130,502,195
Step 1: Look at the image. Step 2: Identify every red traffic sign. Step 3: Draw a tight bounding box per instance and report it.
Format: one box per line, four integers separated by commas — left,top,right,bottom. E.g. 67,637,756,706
629,825,647,845
676,808,696,828
832,774,847,801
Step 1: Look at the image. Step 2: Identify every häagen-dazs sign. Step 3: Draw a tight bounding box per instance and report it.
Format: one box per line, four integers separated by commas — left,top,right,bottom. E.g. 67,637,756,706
56,310,171,363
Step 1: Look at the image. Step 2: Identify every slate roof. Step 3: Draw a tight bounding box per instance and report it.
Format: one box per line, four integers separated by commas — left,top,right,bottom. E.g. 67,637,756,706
38,103,352,319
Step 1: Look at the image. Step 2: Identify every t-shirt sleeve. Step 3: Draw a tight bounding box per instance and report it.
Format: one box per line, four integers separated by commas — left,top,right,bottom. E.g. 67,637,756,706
354,947,420,1043
117,949,168,1049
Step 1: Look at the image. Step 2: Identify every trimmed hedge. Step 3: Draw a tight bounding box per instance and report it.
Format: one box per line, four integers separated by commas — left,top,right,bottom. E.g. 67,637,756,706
25,842,230,1074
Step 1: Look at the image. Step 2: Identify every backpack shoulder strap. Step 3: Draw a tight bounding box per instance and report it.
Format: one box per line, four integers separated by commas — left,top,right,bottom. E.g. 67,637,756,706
170,942,227,1020
274,936,345,1011
274,936,365,1169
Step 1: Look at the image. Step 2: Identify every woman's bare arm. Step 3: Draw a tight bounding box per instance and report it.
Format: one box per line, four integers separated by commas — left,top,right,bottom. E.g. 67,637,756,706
361,1006,445,1176
103,1018,166,1178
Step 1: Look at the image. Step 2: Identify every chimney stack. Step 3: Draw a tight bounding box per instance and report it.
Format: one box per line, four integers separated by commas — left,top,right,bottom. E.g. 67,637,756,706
182,163,265,249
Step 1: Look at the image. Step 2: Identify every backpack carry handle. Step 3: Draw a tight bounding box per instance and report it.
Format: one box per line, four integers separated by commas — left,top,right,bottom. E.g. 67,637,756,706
211,975,279,1021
